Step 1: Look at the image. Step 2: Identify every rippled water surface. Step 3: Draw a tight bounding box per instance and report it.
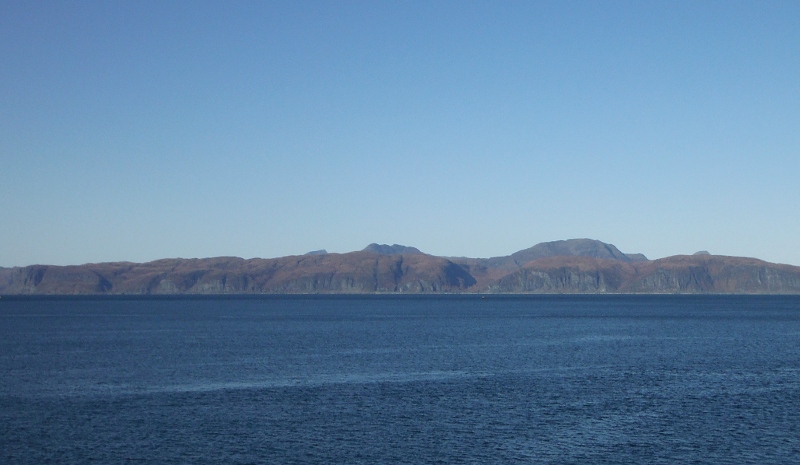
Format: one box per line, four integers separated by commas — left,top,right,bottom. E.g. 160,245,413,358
2,295,800,464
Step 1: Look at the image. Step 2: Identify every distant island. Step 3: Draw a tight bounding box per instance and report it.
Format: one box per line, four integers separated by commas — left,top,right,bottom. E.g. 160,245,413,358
2,239,800,295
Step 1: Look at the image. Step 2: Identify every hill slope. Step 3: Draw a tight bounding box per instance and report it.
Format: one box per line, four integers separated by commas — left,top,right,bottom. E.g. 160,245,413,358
2,240,799,294
0,252,475,294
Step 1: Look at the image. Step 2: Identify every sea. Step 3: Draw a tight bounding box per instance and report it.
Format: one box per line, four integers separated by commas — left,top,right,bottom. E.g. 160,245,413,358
1,295,799,464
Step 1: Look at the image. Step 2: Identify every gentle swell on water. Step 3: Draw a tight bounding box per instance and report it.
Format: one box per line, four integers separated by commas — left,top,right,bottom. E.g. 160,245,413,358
1,295,799,464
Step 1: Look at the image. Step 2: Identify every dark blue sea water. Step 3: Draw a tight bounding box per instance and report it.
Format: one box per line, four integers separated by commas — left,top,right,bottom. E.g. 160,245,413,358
2,295,799,464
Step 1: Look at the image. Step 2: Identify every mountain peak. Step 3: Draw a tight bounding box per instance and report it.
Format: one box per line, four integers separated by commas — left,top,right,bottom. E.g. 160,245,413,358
511,239,647,265
362,244,424,255
305,249,328,256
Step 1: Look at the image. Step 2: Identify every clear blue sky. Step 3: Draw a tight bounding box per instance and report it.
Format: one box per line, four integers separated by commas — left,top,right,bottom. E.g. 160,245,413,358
2,1,799,267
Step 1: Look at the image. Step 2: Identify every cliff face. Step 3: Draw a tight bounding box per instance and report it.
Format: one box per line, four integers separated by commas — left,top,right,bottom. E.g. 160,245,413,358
2,240,800,295
623,255,800,294
0,267,16,291
485,255,800,294
488,257,636,293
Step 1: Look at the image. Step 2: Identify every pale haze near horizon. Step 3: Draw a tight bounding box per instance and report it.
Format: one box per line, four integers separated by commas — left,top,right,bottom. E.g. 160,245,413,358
2,1,799,267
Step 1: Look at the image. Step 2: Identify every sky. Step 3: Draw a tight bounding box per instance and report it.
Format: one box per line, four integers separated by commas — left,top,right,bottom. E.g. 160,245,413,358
2,0,799,267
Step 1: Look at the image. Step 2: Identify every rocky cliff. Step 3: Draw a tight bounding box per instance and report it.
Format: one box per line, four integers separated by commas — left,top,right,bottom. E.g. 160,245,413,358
485,254,800,294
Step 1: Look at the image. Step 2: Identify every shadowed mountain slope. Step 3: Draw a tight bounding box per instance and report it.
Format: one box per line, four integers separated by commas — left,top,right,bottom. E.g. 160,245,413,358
488,256,637,293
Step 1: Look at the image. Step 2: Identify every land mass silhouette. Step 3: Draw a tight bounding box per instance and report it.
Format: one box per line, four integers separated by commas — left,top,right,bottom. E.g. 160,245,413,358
2,239,800,294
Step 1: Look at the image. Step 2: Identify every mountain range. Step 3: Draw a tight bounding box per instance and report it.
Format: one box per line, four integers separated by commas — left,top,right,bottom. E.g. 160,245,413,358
2,239,800,295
